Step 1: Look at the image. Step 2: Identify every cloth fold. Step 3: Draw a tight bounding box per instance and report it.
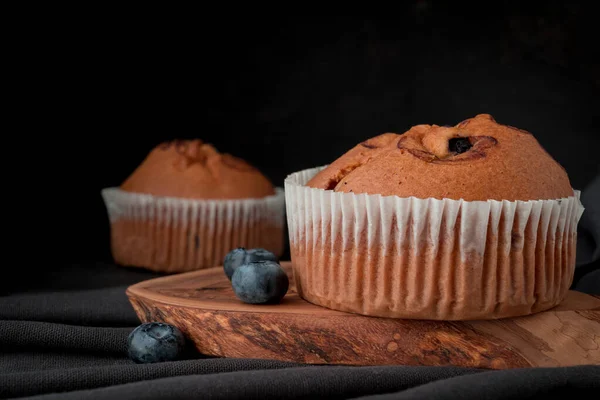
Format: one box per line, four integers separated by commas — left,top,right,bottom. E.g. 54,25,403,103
0,321,130,354
0,359,307,399
11,365,484,400
0,287,138,327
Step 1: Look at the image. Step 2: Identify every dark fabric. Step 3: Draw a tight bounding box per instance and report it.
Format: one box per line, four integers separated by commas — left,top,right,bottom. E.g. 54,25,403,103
1,177,598,399
573,174,600,294
0,286,141,326
576,175,600,267
356,366,600,400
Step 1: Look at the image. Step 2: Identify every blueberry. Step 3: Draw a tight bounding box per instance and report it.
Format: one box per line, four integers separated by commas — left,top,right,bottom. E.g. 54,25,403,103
127,322,186,364
224,247,247,280
223,247,279,280
231,261,289,304
448,137,472,154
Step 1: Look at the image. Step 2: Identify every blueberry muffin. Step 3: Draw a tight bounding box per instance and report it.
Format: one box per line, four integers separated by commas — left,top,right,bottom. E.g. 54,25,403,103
284,114,584,320
102,139,285,273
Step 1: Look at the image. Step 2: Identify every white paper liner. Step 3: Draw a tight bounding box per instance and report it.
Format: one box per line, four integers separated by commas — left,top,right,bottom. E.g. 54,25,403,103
101,187,285,273
285,166,585,320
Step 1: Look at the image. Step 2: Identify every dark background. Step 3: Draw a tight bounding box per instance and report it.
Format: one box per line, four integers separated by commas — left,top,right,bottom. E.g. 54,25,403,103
20,4,599,289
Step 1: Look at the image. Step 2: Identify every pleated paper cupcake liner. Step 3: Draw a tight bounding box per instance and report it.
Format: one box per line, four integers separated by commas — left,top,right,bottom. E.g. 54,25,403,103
284,166,584,320
101,187,285,273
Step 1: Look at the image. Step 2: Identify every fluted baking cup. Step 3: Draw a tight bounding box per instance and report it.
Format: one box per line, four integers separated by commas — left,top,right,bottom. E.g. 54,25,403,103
284,166,584,320
101,188,285,273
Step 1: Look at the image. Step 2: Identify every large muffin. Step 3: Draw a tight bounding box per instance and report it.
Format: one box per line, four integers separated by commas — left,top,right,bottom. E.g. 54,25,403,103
284,114,584,320
102,139,285,273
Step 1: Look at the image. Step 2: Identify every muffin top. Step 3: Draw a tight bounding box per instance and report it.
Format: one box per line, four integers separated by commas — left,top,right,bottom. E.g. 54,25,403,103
120,139,275,199
306,114,573,201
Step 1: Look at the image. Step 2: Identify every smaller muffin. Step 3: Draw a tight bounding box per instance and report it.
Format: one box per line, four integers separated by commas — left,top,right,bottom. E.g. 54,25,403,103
102,139,285,273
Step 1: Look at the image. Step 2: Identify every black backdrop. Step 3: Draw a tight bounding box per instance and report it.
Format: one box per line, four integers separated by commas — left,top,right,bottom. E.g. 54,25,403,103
2,5,600,399
18,5,599,290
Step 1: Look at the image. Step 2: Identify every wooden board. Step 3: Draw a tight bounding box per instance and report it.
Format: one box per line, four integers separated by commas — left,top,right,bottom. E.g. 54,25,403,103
126,262,600,370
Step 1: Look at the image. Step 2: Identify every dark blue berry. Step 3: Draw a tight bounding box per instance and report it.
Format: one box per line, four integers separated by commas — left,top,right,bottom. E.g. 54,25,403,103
231,261,289,304
224,247,279,280
224,247,247,280
449,137,472,154
127,322,186,364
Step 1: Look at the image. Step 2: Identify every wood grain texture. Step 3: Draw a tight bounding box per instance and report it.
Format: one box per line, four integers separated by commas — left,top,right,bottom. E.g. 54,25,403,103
126,262,600,369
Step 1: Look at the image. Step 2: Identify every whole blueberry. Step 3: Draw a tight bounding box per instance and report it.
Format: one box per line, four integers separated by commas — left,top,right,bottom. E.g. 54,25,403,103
127,322,186,364
231,261,289,304
224,247,248,280
223,247,279,280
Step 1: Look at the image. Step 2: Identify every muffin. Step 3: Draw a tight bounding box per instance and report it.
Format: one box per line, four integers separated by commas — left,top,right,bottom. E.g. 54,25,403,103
284,114,584,320
102,139,285,273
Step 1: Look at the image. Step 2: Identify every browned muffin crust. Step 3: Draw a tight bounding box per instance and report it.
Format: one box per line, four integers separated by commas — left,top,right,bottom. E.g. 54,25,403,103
121,139,275,199
307,114,573,201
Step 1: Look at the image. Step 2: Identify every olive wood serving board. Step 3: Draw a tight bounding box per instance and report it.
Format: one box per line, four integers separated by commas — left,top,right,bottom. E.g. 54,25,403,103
126,262,600,370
